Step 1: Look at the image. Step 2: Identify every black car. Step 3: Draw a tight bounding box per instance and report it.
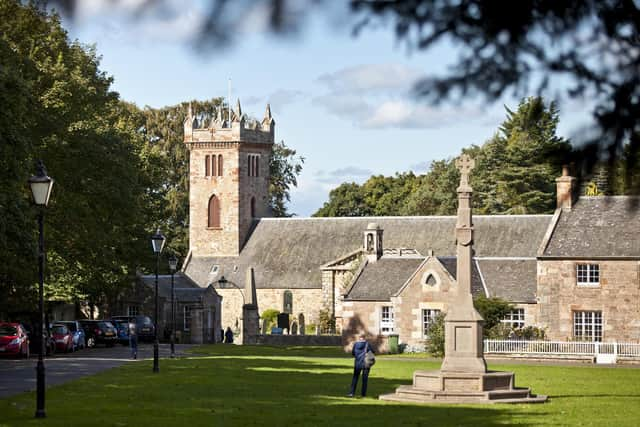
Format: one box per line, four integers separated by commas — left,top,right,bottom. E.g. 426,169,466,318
111,315,155,342
78,320,117,348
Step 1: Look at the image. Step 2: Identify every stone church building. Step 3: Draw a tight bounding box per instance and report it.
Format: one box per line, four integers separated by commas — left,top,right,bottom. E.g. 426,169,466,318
180,102,640,349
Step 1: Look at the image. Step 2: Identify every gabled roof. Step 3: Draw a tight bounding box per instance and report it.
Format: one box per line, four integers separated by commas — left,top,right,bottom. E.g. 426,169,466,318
139,273,216,301
345,256,537,303
541,197,640,258
476,258,537,303
345,258,424,301
184,215,552,290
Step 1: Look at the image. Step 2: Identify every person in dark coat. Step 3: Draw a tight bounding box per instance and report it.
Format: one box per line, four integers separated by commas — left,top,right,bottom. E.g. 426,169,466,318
224,327,234,344
348,334,373,397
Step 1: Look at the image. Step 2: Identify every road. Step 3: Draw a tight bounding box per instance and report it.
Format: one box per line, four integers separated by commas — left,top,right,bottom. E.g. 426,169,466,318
0,343,195,398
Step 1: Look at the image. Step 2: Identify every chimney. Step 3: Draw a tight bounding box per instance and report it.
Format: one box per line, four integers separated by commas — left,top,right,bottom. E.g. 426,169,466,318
364,223,383,263
556,165,576,210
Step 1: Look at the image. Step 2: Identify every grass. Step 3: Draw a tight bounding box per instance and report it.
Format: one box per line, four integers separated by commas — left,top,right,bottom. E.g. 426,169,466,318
1,345,640,426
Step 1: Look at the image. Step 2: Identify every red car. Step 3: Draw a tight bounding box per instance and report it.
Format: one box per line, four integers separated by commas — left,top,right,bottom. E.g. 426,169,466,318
0,322,30,358
51,324,74,353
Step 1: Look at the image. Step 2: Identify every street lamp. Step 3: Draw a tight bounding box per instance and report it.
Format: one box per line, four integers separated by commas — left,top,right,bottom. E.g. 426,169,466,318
151,228,165,373
28,160,53,419
168,254,178,358
217,276,245,304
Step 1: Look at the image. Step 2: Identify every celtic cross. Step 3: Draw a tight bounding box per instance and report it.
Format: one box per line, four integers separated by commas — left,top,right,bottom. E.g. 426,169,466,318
455,154,475,189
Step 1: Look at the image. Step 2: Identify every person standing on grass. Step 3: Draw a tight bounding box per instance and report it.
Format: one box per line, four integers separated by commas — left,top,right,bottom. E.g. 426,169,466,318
224,326,234,344
348,334,374,397
129,320,138,359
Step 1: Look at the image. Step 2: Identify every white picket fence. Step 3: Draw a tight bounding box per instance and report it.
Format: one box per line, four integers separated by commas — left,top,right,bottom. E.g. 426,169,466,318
483,339,640,363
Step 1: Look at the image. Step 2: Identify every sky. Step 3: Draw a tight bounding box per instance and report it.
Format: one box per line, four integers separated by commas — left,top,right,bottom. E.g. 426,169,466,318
61,0,593,217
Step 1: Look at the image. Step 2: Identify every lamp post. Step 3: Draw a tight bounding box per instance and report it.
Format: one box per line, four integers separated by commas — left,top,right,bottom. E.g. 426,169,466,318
168,255,178,358
28,160,53,419
151,228,165,373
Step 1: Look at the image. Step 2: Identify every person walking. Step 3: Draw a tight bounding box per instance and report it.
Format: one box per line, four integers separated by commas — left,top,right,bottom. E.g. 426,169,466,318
348,334,374,397
129,320,138,359
224,326,234,344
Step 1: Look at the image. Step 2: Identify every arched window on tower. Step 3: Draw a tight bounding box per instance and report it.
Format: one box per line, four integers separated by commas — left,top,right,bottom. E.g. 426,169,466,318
283,290,293,314
250,197,256,218
218,155,223,176
208,195,221,228
211,154,217,177
205,155,210,176
255,156,259,177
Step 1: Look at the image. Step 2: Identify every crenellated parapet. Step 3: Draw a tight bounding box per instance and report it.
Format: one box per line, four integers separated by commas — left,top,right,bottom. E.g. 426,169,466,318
184,100,275,147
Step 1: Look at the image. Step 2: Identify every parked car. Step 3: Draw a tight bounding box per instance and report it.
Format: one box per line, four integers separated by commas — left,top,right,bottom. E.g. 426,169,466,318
55,321,86,351
0,322,30,358
24,324,55,356
111,319,130,345
111,315,155,342
78,320,117,347
50,324,74,353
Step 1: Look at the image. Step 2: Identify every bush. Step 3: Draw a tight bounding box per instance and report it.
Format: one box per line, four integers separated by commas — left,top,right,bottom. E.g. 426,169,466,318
260,309,280,334
318,310,335,334
474,296,514,337
424,312,445,357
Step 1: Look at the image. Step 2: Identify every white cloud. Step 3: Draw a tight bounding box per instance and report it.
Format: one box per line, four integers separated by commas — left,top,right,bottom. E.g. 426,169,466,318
317,63,422,94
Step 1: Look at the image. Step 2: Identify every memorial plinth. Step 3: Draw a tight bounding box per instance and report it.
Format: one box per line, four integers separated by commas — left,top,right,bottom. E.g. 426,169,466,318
380,155,546,405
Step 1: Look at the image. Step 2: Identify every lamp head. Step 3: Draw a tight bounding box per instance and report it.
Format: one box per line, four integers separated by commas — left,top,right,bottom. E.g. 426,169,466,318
28,160,54,206
151,228,166,254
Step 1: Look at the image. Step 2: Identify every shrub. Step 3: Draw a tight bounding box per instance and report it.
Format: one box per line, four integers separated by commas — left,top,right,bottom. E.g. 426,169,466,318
474,296,514,337
318,310,335,334
424,312,445,357
260,309,280,333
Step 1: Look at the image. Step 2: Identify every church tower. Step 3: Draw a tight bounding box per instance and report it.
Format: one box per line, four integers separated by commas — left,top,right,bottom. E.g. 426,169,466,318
184,101,274,256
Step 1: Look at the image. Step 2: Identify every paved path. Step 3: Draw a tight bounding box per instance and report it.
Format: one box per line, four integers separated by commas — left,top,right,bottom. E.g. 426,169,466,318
0,343,196,398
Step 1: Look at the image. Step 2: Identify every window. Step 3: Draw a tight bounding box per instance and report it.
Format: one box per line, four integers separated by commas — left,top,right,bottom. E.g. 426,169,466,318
217,154,223,176
250,197,256,218
577,264,599,286
127,305,139,317
184,306,192,331
380,306,394,334
573,311,602,341
248,154,259,177
422,309,441,338
205,155,210,176
425,274,437,286
211,154,217,176
208,195,221,228
502,308,525,329
283,290,293,314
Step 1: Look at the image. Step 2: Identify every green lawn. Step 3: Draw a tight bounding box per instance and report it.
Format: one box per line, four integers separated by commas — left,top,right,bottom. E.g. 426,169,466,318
2,346,639,427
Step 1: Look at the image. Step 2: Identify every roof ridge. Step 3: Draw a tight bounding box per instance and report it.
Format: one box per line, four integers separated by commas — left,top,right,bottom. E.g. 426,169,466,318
258,214,553,221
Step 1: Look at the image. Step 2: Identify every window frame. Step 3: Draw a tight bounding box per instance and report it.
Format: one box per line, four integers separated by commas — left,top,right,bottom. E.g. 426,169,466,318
576,263,600,286
573,310,603,342
207,195,221,229
127,305,139,317
380,306,395,335
501,308,525,329
184,306,192,332
422,308,441,338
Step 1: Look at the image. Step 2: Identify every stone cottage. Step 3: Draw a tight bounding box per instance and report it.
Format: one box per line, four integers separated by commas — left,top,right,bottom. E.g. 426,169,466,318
180,101,640,348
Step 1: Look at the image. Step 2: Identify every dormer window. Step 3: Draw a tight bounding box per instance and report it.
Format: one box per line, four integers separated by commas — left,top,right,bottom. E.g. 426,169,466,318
577,264,599,286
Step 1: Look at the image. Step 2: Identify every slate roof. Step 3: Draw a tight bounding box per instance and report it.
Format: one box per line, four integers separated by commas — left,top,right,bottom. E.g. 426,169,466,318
542,197,640,258
438,257,486,298
476,259,537,303
345,258,424,300
344,256,537,303
140,273,213,301
184,215,552,290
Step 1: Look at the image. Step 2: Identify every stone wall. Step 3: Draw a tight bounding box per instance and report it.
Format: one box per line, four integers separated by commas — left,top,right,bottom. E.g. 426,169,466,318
217,287,324,334
537,260,640,342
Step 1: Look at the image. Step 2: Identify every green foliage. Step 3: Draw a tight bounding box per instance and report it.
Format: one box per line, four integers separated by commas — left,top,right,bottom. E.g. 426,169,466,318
473,296,514,336
424,312,445,357
0,1,149,314
269,140,304,217
316,97,573,217
318,309,335,333
260,308,280,333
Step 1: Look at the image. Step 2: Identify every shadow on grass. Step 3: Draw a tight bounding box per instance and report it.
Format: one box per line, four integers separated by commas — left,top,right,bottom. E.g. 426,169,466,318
0,350,548,427
186,344,349,358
